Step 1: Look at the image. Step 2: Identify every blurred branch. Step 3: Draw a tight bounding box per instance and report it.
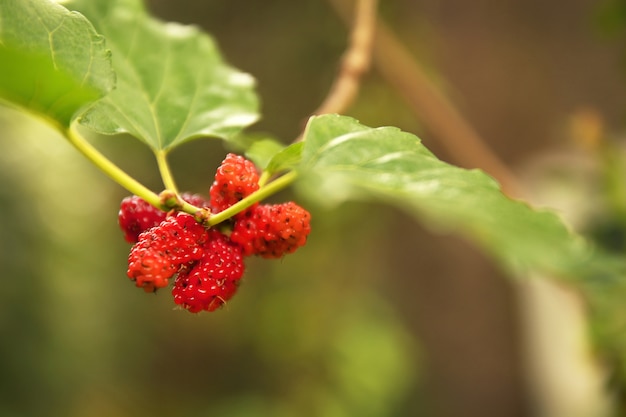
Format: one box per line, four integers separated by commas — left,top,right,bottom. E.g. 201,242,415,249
312,0,377,116
330,0,523,197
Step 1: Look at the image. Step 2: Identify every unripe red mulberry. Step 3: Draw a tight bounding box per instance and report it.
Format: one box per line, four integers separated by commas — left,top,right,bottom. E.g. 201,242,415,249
172,230,245,312
209,153,259,214
118,193,210,243
230,202,311,258
127,213,208,292
118,196,167,243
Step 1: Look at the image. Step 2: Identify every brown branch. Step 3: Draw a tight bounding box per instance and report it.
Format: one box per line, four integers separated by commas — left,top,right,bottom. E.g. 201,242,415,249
329,0,523,197
375,23,523,197
312,0,378,116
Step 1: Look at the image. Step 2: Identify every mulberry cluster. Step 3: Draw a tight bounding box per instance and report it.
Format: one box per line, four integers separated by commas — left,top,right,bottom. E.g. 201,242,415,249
118,153,311,313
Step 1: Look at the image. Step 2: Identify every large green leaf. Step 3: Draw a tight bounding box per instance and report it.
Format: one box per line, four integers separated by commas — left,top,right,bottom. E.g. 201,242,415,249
298,114,608,278
66,0,259,152
0,0,114,127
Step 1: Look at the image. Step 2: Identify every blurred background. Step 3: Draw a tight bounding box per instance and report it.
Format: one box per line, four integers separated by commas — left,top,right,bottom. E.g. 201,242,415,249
2,0,626,416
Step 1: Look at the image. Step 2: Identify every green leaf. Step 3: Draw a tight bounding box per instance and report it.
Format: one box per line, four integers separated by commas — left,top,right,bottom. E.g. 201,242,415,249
265,142,303,174
66,0,259,152
298,114,605,277
0,0,114,127
244,138,287,171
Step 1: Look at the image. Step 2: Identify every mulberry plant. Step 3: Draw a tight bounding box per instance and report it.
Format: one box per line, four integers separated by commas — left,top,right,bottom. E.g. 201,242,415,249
0,0,622,318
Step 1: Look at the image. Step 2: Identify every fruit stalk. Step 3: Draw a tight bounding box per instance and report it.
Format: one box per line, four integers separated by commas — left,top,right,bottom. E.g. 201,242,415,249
155,150,179,194
207,170,298,226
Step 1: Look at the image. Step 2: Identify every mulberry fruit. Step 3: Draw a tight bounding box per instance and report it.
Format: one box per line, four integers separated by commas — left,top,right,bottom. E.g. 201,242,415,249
127,213,208,292
209,153,259,214
230,202,311,258
172,230,245,312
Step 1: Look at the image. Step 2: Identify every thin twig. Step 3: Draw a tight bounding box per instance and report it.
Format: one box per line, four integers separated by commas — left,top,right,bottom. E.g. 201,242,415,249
311,0,378,118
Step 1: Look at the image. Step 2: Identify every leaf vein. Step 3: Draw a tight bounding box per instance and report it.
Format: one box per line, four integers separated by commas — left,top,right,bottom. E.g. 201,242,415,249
149,38,172,148
109,17,160,142
173,59,205,147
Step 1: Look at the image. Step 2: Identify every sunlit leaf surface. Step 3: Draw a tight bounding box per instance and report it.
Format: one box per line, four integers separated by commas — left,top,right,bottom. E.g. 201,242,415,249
68,0,259,151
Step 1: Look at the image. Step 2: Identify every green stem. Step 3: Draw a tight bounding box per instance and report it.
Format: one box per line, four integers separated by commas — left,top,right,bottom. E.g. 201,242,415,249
258,170,272,188
207,170,299,226
65,124,299,224
66,123,162,209
155,150,179,193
